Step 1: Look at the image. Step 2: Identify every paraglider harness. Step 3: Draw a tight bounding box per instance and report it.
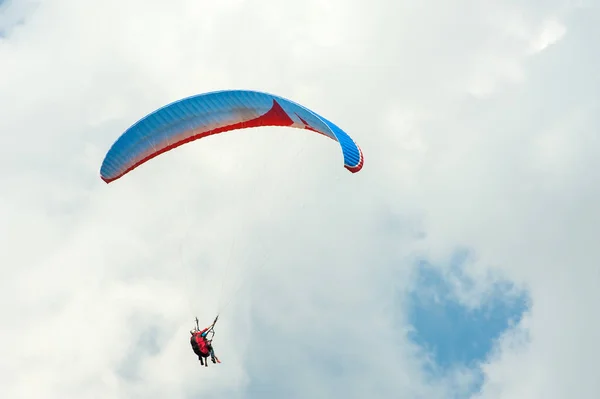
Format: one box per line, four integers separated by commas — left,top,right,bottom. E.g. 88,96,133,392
191,316,218,366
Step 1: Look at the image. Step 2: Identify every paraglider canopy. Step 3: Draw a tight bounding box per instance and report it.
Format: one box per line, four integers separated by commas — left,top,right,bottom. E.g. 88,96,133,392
100,89,363,183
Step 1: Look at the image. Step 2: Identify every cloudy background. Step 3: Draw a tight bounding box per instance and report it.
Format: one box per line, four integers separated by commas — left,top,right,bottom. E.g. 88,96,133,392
1,0,599,398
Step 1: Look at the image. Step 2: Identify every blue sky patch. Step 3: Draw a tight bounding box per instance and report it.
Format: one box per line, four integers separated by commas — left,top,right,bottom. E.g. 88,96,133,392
405,251,530,393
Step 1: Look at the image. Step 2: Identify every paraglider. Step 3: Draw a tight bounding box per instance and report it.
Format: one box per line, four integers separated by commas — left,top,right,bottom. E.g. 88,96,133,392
99,89,363,183
99,90,364,370
190,316,220,367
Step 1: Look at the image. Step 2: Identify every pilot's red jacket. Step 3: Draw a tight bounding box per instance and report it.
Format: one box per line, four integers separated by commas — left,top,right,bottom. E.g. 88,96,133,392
191,328,210,356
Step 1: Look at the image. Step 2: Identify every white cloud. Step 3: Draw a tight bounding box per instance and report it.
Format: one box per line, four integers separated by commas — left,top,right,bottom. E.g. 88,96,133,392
1,0,598,398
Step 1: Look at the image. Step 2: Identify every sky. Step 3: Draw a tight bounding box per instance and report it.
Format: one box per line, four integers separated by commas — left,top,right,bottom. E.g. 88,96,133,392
1,0,599,398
